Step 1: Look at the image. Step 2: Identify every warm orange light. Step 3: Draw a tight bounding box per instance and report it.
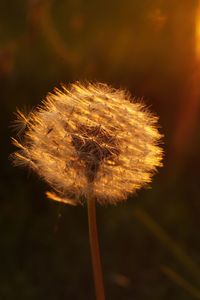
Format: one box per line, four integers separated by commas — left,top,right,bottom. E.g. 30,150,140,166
195,1,200,59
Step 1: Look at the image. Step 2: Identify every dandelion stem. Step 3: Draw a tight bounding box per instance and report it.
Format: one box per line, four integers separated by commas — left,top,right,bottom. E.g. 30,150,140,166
87,186,105,300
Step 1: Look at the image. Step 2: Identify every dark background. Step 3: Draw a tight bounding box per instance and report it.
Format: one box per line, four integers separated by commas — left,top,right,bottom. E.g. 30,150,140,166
1,0,200,299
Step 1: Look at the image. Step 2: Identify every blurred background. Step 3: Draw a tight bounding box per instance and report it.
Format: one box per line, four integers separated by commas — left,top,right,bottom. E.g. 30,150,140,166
1,0,200,299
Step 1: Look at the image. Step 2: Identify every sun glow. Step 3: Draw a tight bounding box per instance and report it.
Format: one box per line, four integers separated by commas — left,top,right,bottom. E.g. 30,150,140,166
195,1,200,60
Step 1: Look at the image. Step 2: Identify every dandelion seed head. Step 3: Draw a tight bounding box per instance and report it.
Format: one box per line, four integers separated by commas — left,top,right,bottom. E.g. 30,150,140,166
12,82,163,205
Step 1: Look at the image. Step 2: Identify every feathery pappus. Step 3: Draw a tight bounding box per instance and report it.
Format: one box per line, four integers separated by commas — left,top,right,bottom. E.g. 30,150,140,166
12,82,163,205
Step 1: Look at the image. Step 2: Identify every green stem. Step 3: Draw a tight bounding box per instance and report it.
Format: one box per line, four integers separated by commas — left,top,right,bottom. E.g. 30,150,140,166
87,189,105,300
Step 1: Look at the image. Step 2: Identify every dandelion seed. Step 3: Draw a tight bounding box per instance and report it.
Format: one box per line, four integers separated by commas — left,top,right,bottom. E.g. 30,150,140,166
11,109,31,137
45,191,79,206
12,82,163,205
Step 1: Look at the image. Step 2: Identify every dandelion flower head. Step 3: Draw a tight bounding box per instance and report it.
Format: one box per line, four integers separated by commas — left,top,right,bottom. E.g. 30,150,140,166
12,82,163,205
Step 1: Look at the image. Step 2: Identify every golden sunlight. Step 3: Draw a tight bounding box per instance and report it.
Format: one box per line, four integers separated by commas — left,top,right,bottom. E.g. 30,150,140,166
195,1,200,59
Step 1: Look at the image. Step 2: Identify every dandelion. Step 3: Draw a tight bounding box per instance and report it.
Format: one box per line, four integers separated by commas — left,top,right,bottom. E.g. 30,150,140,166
12,82,163,300
12,82,162,204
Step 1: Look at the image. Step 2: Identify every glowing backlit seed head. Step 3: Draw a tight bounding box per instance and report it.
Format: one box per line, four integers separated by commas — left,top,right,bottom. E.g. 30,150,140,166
12,82,163,205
